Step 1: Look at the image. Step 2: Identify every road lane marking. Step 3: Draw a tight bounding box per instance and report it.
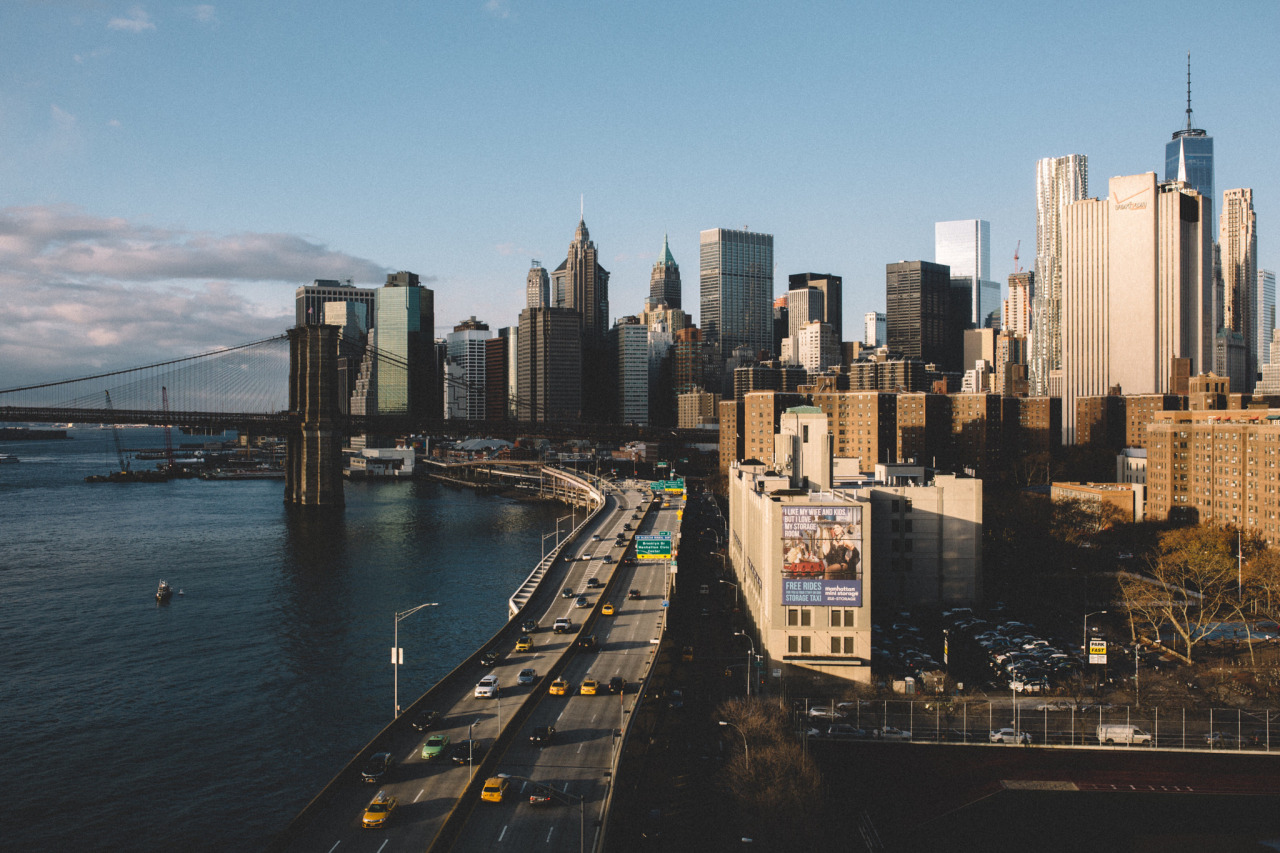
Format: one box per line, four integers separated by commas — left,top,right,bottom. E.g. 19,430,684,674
499,825,508,841
405,746,418,761
327,842,341,853
415,787,426,802
577,742,585,753
547,827,555,842
376,841,389,853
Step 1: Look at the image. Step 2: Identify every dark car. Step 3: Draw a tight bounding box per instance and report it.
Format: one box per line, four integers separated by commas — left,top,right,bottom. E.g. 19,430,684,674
562,587,575,598
622,523,632,531
530,725,556,746
411,709,441,732
361,751,394,783
449,739,486,765
479,651,500,667
586,577,602,589
575,634,598,651
528,785,560,806
520,619,538,633
575,595,589,608
608,676,626,694
628,588,641,600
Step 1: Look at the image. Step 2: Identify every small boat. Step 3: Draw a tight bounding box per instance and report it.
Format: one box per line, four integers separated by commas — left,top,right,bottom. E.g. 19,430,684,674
156,580,173,603
0,454,18,464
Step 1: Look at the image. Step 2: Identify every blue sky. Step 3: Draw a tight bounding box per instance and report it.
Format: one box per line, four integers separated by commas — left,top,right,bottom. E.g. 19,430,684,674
3,0,1278,384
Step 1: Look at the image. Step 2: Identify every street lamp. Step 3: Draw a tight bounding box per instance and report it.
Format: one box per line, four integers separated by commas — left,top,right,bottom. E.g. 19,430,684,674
719,578,739,609
393,601,438,718
719,720,750,767
733,630,755,697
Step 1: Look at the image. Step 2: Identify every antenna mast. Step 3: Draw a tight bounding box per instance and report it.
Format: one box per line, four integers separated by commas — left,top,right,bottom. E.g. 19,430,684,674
1185,52,1193,131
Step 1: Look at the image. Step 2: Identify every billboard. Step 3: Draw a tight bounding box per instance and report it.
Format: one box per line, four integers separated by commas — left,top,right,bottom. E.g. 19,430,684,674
781,505,863,606
636,532,673,560
1088,639,1107,664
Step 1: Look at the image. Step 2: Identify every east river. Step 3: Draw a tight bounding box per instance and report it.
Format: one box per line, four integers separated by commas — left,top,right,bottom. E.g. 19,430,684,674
0,427,564,852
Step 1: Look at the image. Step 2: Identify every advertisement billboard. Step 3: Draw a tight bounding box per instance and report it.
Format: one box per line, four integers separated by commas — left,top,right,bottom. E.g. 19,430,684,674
636,532,673,560
781,505,863,606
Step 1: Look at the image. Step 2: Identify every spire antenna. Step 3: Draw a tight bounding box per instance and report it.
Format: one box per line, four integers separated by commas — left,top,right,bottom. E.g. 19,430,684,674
1185,52,1193,132
580,194,584,220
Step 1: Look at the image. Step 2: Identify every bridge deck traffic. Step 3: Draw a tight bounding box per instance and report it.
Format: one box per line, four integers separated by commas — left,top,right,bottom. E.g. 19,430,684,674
271,478,682,853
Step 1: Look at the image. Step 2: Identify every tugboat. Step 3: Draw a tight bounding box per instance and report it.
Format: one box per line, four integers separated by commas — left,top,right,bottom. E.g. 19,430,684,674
156,580,173,603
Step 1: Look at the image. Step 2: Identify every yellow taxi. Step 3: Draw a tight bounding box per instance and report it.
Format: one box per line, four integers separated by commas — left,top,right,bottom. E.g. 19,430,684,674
580,678,599,696
515,635,533,652
601,603,615,616
481,775,509,802
549,677,569,696
361,791,398,829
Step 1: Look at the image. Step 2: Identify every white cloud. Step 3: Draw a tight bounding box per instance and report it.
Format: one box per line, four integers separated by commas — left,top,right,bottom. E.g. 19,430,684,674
50,104,77,131
192,4,217,25
107,118,122,128
483,0,511,19
0,205,398,385
108,6,155,32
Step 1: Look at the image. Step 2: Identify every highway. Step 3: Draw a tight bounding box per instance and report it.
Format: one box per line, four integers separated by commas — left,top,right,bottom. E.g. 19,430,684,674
275,479,682,853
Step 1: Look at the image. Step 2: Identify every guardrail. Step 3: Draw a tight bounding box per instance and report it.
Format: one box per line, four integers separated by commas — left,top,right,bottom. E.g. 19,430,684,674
508,468,605,616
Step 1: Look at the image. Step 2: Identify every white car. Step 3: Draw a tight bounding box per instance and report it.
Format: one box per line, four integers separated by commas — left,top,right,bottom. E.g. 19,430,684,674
517,668,537,685
474,675,500,698
989,728,1031,744
806,706,846,720
875,726,912,741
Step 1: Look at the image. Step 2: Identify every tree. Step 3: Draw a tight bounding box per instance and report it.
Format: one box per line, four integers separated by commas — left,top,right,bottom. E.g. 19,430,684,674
1120,525,1240,665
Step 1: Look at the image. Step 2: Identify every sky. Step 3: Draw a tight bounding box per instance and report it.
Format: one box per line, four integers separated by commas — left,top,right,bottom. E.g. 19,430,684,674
3,0,1279,386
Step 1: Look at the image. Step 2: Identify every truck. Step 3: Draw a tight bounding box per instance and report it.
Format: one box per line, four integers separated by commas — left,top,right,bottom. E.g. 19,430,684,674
553,617,572,634
1096,724,1152,745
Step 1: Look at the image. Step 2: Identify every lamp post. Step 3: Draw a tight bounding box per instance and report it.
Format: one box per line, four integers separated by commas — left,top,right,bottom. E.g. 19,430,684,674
393,601,439,718
1082,610,1108,660
719,578,739,609
733,630,755,697
719,720,750,767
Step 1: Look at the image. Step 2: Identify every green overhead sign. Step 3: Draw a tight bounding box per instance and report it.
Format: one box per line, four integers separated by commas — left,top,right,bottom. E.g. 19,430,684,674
636,532,673,559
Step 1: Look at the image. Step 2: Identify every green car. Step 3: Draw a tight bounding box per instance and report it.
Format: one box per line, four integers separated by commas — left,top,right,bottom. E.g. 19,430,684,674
421,733,451,759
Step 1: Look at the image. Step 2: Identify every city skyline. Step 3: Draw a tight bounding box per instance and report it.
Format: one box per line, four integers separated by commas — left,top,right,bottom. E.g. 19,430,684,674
2,2,1278,385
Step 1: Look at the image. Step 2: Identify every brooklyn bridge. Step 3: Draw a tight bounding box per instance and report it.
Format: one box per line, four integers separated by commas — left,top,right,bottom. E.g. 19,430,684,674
0,325,715,505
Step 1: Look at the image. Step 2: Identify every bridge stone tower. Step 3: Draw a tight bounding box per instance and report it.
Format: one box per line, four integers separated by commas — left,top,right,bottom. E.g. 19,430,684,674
286,325,345,506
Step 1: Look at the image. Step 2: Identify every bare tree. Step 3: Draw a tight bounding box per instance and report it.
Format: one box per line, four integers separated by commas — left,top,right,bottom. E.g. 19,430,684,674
1120,526,1239,665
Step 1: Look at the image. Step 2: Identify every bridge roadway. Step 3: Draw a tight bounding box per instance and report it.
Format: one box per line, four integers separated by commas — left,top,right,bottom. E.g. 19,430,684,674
275,480,682,853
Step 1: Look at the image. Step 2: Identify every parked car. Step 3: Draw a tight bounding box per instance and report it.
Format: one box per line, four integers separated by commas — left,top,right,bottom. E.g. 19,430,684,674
530,725,556,746
1096,724,1152,745
361,751,394,784
1205,731,1242,748
807,706,847,720
411,709,441,732
989,728,1031,745
875,727,912,741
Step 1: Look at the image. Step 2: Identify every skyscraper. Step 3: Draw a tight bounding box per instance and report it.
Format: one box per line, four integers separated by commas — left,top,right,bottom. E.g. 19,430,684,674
1004,271,1034,338
611,318,650,425
1220,188,1257,388
552,218,610,340
1164,55,1214,205
444,317,492,420
1260,269,1277,372
864,311,886,347
526,260,549,309
1059,173,1213,443
517,307,581,422
699,228,774,358
788,273,843,344
296,279,375,328
885,260,955,369
785,286,824,351
356,271,436,419
935,220,999,328
650,234,682,309
1030,154,1089,396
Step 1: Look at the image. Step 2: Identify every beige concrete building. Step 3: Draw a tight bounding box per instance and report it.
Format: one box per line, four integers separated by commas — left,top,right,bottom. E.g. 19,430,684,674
1220,188,1258,388
677,389,720,429
728,407,984,688
1051,481,1144,523
1146,409,1280,543
1060,173,1213,444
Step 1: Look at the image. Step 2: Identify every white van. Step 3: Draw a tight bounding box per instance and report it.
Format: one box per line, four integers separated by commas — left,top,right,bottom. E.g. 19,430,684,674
1096,724,1152,745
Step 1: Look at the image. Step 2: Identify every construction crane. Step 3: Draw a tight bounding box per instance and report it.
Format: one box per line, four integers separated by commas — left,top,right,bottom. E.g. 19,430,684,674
104,390,129,473
1013,240,1022,274
161,386,175,473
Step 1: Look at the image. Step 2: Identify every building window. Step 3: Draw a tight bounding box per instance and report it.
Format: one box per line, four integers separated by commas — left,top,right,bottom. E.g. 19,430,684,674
788,635,811,654
800,608,812,627
843,636,856,654
787,608,799,626
831,636,842,654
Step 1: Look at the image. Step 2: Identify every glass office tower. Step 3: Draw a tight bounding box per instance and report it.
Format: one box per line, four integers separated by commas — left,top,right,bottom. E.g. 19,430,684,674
699,228,774,358
1165,56,1214,204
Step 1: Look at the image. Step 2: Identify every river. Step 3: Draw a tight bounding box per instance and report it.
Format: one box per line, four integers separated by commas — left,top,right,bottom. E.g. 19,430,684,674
0,427,564,852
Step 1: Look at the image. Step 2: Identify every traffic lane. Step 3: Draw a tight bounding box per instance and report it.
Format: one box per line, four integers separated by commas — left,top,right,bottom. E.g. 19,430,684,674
450,759,600,852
